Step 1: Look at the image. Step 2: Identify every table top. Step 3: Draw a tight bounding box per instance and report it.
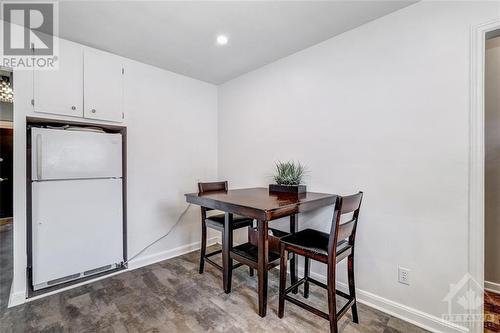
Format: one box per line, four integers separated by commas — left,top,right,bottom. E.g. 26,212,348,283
185,187,336,221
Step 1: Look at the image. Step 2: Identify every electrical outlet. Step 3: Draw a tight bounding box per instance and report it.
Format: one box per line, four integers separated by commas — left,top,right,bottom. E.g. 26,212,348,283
398,266,410,285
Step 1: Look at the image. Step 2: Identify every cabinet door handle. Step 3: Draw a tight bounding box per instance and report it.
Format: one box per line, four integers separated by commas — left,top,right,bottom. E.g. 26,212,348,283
0,178,7,182
71,106,76,110
91,109,96,113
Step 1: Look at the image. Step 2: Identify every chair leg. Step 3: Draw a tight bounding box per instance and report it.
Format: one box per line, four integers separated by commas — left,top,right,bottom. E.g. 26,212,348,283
327,263,338,333
348,254,359,324
278,245,288,318
199,219,207,274
304,257,310,298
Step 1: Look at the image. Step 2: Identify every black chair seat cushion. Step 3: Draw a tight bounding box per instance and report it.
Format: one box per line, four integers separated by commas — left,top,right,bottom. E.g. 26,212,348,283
280,229,350,256
205,213,253,230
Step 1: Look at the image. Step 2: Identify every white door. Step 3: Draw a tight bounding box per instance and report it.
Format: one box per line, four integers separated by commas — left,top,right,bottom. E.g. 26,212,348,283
33,39,84,117
32,179,123,288
31,128,122,181
84,49,124,122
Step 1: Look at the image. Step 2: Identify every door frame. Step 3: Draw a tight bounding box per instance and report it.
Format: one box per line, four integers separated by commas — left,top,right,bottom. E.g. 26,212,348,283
469,18,500,333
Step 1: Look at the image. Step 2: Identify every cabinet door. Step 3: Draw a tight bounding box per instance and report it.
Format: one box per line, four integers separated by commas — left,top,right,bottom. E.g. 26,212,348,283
33,39,84,117
84,49,124,122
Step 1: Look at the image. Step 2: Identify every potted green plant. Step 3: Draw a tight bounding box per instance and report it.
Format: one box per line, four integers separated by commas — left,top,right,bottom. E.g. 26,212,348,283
269,161,307,194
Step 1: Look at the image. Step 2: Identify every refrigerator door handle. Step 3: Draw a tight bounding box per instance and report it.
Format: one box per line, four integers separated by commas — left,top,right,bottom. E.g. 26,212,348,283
36,134,43,180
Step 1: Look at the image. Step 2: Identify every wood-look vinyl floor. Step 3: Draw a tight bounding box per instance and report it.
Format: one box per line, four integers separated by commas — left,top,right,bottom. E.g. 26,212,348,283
486,290,500,332
0,226,429,332
0,222,13,312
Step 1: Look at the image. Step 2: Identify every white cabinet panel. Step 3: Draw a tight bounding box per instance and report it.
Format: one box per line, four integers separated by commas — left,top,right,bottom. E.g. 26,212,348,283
84,49,124,122
33,39,83,117
32,179,123,288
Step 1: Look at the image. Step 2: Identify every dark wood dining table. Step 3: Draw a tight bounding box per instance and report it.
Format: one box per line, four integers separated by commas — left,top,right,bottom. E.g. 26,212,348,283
185,187,336,317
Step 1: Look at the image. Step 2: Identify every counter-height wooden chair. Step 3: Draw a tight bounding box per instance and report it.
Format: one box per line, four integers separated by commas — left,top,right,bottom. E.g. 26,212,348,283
278,192,363,333
198,181,254,276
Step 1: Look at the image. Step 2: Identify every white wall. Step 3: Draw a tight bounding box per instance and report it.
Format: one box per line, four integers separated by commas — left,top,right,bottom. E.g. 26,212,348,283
11,38,218,304
485,36,500,289
218,1,499,331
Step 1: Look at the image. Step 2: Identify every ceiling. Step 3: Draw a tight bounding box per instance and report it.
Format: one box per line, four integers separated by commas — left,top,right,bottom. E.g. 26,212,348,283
58,1,416,84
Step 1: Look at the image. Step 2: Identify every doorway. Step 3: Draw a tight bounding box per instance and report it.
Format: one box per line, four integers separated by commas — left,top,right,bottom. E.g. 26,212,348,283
0,69,13,311
485,30,500,333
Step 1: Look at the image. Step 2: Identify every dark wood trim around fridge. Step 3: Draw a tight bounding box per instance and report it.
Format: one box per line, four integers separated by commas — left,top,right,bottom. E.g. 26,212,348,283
26,125,33,292
121,126,128,262
26,117,128,298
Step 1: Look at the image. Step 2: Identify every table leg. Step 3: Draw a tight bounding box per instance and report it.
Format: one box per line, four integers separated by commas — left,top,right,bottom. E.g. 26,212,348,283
257,219,269,317
223,212,233,294
290,214,298,294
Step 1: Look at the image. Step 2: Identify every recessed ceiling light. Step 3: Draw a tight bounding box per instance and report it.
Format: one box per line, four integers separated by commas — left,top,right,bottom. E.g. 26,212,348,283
216,35,229,46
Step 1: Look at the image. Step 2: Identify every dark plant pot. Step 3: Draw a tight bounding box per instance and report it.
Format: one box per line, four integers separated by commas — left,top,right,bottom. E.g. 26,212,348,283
269,184,306,194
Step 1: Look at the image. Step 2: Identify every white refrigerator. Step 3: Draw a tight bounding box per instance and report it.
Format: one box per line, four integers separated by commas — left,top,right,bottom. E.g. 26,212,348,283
31,127,124,291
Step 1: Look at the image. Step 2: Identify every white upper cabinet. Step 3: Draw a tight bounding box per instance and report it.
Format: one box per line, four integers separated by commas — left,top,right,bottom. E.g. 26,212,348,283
33,40,125,123
33,39,84,118
83,49,124,122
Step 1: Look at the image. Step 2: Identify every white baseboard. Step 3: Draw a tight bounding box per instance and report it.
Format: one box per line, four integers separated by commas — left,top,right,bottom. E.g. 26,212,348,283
8,237,218,308
485,280,500,294
8,289,25,307
127,237,218,269
303,270,467,333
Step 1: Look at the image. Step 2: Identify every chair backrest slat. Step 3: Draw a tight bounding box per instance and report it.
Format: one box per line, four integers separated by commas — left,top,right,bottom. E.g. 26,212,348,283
337,220,355,242
198,181,228,194
340,193,363,214
198,181,228,213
